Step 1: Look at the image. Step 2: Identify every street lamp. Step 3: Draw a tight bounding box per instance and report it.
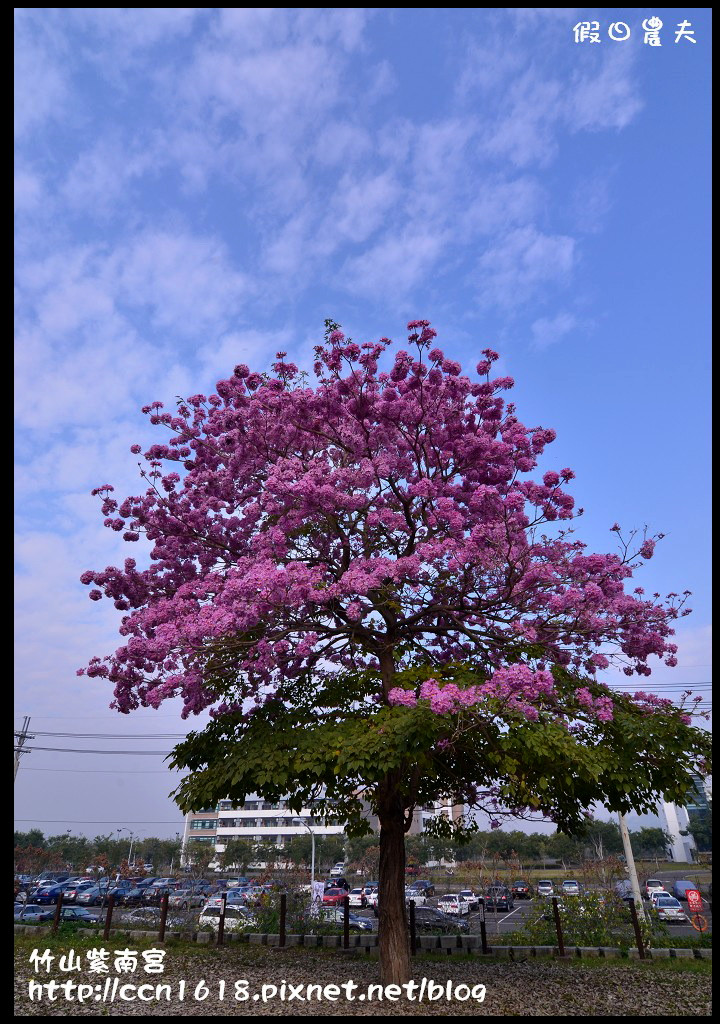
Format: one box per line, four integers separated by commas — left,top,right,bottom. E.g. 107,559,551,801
293,816,317,896
116,828,135,867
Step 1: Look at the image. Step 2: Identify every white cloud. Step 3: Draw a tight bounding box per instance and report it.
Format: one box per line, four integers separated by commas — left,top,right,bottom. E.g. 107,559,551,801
478,227,576,308
531,311,579,350
569,48,643,131
340,228,449,300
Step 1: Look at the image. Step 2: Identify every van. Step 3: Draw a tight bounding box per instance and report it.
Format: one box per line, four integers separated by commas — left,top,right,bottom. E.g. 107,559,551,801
672,880,697,901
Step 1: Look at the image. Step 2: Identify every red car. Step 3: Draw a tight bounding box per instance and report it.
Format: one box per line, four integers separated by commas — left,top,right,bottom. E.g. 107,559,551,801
322,887,348,907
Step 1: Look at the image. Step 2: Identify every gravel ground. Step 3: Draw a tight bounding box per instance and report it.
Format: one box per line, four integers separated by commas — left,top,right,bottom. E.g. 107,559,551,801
15,942,712,1016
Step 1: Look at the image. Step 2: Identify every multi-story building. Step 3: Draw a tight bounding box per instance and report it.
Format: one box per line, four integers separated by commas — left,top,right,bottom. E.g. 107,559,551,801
182,795,346,866
183,794,462,865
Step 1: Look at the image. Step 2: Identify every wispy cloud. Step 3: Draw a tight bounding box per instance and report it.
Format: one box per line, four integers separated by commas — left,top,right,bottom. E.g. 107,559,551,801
478,227,576,308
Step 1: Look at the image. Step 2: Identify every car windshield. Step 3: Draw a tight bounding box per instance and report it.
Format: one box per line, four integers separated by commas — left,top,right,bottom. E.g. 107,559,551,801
647,880,663,887
539,881,552,886
657,898,681,908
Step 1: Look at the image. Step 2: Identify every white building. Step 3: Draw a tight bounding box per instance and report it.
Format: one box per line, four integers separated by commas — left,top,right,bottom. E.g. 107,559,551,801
182,795,345,867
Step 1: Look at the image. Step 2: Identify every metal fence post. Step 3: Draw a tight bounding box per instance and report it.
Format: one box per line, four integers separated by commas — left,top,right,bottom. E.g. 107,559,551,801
217,892,227,946
479,898,489,954
279,893,287,948
343,896,350,949
102,894,115,941
51,892,64,934
158,893,169,943
552,897,565,957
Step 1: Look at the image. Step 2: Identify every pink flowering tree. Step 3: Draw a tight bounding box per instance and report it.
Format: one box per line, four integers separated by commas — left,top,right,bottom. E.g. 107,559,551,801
80,320,710,983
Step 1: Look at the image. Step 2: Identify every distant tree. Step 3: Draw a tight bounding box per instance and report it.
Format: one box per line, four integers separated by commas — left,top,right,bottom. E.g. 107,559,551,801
184,842,215,879
283,835,313,869
14,830,46,849
631,826,672,860
221,838,254,873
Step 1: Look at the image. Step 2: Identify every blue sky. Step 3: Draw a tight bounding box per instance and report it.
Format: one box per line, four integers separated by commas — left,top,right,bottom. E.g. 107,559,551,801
15,9,711,839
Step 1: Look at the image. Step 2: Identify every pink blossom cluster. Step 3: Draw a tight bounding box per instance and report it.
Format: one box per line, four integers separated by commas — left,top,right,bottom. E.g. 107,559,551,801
390,669,615,723
78,322,684,719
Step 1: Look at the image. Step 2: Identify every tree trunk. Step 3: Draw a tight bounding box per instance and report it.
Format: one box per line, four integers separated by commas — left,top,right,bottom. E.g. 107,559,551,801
377,776,411,986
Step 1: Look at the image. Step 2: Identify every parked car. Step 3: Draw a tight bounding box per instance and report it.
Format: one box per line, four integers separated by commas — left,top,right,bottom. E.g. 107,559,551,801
367,888,380,909
322,887,348,907
114,887,146,906
405,863,420,877
536,880,554,898
324,877,350,892
436,894,470,916
404,888,429,907
561,880,580,897
653,896,689,923
511,880,531,900
672,880,698,902
329,862,346,878
457,889,481,910
406,881,435,898
33,885,68,906
198,905,256,933
412,906,469,933
15,904,54,923
319,907,373,931
63,881,97,904
77,887,110,907
142,886,177,906
202,891,247,911
347,887,367,908
485,886,514,912
362,882,378,897
643,879,667,900
169,889,206,910
58,907,103,926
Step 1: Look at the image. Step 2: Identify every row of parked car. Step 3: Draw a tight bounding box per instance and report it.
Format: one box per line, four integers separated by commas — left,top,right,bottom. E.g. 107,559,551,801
14,874,260,909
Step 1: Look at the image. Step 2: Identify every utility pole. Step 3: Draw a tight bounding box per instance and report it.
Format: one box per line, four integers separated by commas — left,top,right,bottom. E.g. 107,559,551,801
14,716,34,781
618,811,646,919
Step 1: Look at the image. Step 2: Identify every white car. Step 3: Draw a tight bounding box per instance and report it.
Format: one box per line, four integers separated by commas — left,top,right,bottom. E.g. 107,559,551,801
329,862,346,878
198,905,256,932
457,889,481,910
536,880,554,897
367,888,379,909
653,896,689,923
404,888,427,907
436,894,470,916
348,888,367,908
561,880,580,897
644,879,667,900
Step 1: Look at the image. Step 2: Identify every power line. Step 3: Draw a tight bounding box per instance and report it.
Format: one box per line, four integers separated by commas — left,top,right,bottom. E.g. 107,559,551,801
18,767,182,775
23,731,188,739
15,819,185,824
14,716,33,782
17,746,172,755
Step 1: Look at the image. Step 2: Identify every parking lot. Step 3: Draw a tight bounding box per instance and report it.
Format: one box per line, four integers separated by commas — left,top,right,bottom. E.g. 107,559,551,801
351,889,712,941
